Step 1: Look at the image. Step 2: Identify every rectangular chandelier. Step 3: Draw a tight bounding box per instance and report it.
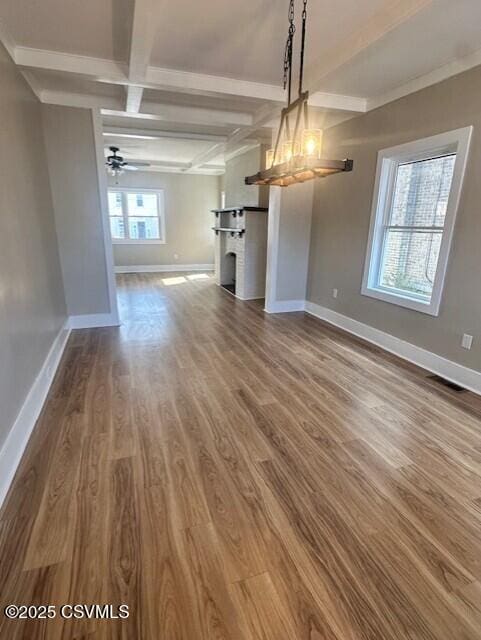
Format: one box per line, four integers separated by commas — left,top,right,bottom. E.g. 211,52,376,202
245,1,353,188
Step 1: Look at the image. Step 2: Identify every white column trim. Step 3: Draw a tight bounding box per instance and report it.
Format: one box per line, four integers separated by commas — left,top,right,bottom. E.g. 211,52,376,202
264,186,281,313
91,108,120,326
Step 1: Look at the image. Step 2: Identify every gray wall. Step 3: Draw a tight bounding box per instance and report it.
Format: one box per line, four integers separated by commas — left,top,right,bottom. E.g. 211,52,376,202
0,43,66,451
42,105,112,316
109,171,218,267
307,64,481,370
276,182,313,301
267,183,313,306
224,146,269,208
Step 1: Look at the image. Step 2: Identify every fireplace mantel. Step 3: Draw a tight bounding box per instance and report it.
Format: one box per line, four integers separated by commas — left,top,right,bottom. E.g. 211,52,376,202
212,206,268,301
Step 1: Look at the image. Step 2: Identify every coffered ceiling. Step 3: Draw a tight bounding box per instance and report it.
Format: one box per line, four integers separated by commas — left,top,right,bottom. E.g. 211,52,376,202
2,0,481,173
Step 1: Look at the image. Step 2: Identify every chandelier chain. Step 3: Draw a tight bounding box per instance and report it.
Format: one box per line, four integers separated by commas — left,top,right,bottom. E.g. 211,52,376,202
299,0,308,95
283,0,296,101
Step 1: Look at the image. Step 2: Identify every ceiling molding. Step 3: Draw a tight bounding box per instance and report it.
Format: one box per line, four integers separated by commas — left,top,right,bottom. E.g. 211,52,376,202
307,0,435,93
367,45,481,111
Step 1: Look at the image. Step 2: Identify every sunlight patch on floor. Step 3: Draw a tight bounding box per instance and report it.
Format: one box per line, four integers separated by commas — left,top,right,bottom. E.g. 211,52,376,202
187,273,210,280
162,276,187,286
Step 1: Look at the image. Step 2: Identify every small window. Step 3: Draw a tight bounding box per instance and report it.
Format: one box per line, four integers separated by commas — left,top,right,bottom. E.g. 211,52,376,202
107,189,165,244
362,127,472,316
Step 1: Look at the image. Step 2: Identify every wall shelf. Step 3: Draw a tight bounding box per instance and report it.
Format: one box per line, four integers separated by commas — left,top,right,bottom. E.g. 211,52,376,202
212,227,245,236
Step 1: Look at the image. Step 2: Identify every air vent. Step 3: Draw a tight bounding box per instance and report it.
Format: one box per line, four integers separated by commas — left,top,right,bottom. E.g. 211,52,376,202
428,375,466,392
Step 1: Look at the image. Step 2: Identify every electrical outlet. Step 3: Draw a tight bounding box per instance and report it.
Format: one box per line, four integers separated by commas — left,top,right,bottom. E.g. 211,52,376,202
332,288,338,299
461,334,473,350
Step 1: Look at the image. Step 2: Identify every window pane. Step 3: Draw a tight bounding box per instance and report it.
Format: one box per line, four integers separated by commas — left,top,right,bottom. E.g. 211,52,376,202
108,191,123,216
379,230,442,299
127,193,158,216
110,216,125,239
390,155,456,228
128,216,160,240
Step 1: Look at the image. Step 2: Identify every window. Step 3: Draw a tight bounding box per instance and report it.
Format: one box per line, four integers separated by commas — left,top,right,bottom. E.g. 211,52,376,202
362,127,472,316
108,189,165,244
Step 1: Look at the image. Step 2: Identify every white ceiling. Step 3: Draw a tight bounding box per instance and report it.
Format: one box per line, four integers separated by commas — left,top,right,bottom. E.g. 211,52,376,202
2,0,481,173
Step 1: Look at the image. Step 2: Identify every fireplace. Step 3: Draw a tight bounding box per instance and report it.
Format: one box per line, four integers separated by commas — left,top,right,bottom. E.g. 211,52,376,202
212,206,268,300
222,252,236,294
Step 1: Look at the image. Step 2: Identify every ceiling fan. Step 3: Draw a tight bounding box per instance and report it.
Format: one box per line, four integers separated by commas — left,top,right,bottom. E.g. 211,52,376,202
105,146,150,176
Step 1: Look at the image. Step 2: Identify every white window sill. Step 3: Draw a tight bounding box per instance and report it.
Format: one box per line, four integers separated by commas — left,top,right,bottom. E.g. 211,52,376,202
361,285,440,316
112,239,166,245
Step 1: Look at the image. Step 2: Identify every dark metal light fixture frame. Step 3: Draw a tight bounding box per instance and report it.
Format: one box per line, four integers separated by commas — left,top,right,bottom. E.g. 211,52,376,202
245,0,353,187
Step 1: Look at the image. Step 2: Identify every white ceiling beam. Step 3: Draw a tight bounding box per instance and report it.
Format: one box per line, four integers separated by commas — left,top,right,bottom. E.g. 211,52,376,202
119,158,224,175
185,142,226,171
41,90,123,110
13,47,366,113
225,103,279,150
103,126,228,142
125,85,144,113
224,142,261,164
15,46,127,80
146,66,368,112
128,0,160,82
125,0,162,112
306,0,434,92
147,164,224,175
104,102,253,128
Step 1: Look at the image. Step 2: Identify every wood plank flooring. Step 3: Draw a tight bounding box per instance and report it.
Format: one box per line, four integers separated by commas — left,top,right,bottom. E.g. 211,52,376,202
1,271,481,639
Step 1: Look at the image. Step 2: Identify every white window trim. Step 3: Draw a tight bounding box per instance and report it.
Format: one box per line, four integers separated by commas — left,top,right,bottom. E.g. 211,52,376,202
109,187,166,245
361,126,473,316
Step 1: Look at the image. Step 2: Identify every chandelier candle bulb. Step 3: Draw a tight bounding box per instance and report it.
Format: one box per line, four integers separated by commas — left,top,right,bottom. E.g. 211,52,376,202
266,149,275,169
302,129,322,158
282,140,294,163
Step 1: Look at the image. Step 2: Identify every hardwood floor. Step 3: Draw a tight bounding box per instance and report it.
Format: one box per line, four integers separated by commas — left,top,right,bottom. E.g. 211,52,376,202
1,271,481,638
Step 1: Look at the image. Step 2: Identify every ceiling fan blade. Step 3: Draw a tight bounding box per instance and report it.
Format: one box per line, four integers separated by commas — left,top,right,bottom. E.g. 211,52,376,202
128,161,151,167
124,165,139,171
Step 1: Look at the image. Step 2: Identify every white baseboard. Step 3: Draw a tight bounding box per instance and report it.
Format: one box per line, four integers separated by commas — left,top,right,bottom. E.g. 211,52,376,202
305,301,481,396
0,322,71,509
115,264,214,274
68,313,120,329
264,300,306,314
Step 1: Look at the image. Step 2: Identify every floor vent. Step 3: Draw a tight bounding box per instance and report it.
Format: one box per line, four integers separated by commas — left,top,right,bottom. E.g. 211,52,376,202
428,375,467,392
